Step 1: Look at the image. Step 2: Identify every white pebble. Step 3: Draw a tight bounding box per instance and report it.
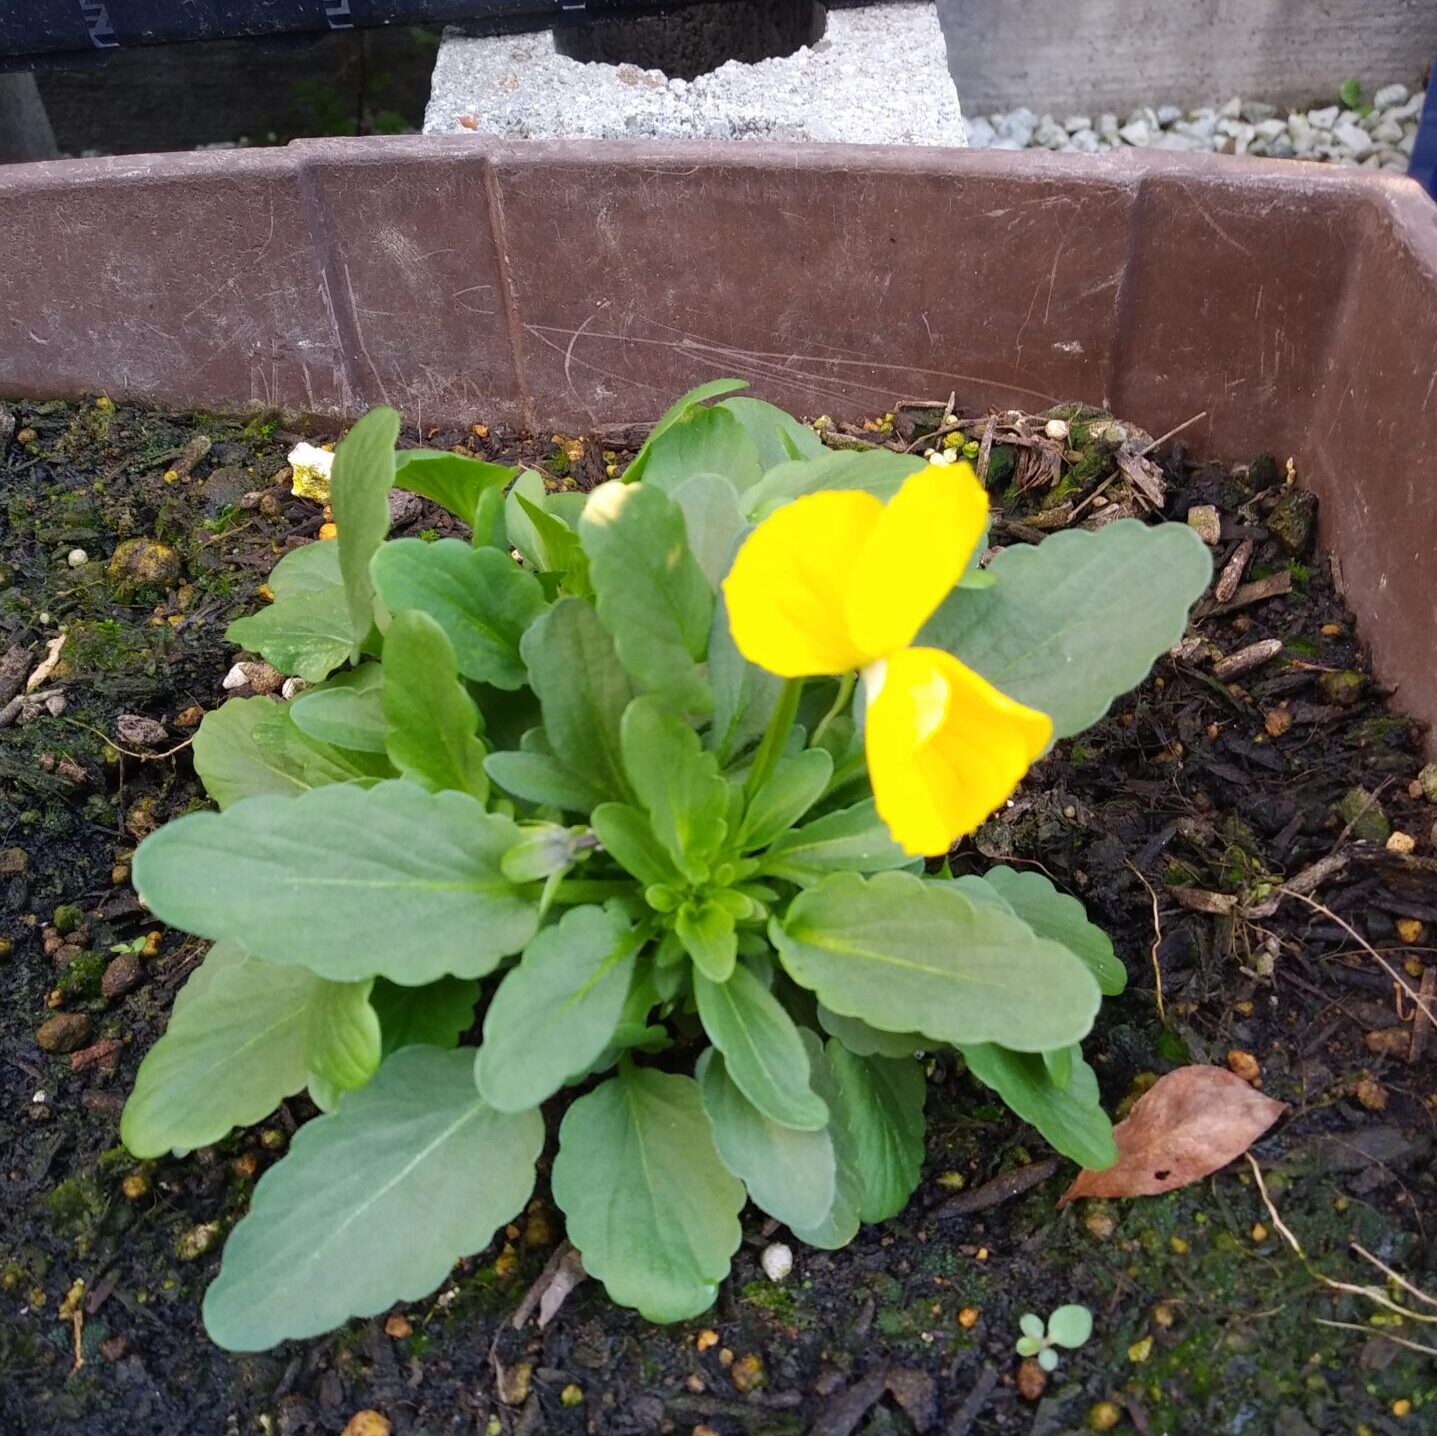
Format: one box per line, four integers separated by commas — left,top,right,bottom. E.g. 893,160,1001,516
280,677,308,700
1063,114,1092,133
66,548,88,567
1372,83,1409,110
761,1243,794,1283
1333,121,1373,158
1308,105,1340,129
1044,418,1070,441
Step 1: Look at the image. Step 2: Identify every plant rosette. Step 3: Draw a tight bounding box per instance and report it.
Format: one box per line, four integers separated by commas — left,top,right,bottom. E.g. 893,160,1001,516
121,383,1212,1349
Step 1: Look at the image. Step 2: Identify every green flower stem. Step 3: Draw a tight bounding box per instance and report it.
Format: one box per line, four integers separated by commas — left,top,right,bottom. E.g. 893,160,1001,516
809,671,855,750
743,678,803,804
545,879,643,906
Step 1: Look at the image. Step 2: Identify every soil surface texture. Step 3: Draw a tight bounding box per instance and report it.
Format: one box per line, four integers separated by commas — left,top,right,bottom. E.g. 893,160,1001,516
1,396,1433,1436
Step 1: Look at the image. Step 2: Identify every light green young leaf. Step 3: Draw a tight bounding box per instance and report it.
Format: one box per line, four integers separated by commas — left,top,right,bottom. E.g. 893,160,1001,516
370,538,545,690
132,782,537,985
675,899,737,983
982,865,1127,996
816,1004,926,1059
591,803,682,887
288,666,388,753
960,1042,1118,1170
394,448,513,525
670,473,747,588
252,702,395,788
333,406,399,659
707,592,783,766
758,800,910,886
788,1029,865,1249
740,748,833,851
516,492,591,595
504,468,551,569
203,1046,543,1350
1047,1304,1094,1348
621,696,729,881
627,402,763,496
121,951,316,1159
1043,1043,1074,1091
369,976,479,1055
824,1040,926,1223
267,538,341,598
484,747,601,813
920,520,1212,739
694,965,828,1131
623,378,749,486
581,482,714,715
696,1047,836,1232
225,584,354,683
192,697,310,808
717,397,825,471
304,978,382,1095
381,609,489,800
744,448,926,520
521,598,636,803
475,905,639,1113
773,871,1101,1051
552,1065,744,1322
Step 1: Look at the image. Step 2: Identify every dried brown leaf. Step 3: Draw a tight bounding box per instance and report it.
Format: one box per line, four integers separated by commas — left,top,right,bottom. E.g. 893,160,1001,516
1058,1066,1284,1206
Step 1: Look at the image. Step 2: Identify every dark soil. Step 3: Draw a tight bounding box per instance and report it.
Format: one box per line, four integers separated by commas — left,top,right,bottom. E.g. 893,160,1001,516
2,397,1434,1436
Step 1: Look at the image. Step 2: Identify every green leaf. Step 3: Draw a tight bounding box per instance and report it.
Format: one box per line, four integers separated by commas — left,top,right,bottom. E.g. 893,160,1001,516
675,899,737,983
772,871,1102,1050
740,748,833,851
696,1047,836,1231
1019,1312,1045,1341
475,905,639,1113
621,696,729,881
921,520,1212,739
504,469,553,569
485,747,600,813
203,1046,542,1350
288,666,388,753
816,1004,926,1059
788,1030,865,1249
693,965,827,1130
304,979,382,1094
623,378,749,486
371,538,545,690
744,449,926,520
1037,1346,1059,1372
981,865,1126,996
192,697,310,808
824,1040,926,1223
718,397,825,471
370,976,479,1055
267,539,341,597
591,803,682,887
252,702,395,788
1043,1044,1074,1090
380,609,489,800
226,585,354,683
626,401,763,496
121,950,315,1158
521,598,635,803
132,782,537,984
960,1042,1117,1169
670,473,747,588
581,482,714,715
758,800,910,886
1015,1334,1043,1357
1047,1304,1094,1348
552,1065,744,1322
333,406,400,659
707,593,782,766
394,448,513,525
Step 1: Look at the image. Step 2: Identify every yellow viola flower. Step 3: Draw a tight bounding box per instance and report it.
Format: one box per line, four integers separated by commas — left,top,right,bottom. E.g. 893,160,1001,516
722,463,1052,857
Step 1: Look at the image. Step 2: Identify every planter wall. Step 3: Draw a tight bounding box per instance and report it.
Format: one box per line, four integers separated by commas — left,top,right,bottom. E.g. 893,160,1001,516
1,138,1434,747
936,0,1437,115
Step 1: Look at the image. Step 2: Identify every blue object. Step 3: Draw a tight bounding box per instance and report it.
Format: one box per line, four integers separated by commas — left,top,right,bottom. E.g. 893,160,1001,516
1411,69,1437,197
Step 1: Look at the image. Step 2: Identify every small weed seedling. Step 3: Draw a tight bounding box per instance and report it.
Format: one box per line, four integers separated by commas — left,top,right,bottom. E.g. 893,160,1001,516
1016,1304,1094,1371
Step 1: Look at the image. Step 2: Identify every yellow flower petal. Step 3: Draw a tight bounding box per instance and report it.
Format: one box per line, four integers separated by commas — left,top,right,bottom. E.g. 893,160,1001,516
865,646,1052,857
723,489,883,677
845,462,989,658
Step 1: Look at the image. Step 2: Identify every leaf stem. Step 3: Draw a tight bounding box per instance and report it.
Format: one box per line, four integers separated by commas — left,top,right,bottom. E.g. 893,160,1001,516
809,672,855,750
743,678,803,804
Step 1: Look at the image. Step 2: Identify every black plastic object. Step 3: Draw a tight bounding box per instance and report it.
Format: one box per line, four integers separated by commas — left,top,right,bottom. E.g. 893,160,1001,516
0,1,703,68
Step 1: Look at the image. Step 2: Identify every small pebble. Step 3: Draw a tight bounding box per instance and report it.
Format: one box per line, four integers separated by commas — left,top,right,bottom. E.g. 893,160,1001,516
695,1329,719,1352
36,1013,92,1054
1043,418,1070,441
340,1414,391,1436
1356,1076,1388,1112
101,951,144,998
730,1353,765,1394
384,1314,412,1339
66,548,88,568
1226,1049,1261,1084
1185,503,1221,545
1387,831,1416,855
1017,1357,1047,1401
1089,1402,1122,1432
1396,918,1425,944
760,1242,793,1282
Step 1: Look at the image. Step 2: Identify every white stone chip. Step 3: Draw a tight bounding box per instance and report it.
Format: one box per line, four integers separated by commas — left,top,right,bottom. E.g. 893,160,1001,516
761,1243,794,1283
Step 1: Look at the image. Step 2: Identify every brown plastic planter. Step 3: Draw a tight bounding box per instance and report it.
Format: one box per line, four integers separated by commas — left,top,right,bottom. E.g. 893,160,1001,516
1,138,1434,745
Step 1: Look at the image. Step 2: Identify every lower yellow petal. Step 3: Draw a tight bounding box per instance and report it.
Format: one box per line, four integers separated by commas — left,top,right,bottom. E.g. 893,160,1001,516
723,489,882,677
845,462,989,658
865,646,1052,857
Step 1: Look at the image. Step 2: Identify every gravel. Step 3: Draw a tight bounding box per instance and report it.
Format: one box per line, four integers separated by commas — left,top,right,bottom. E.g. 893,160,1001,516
965,84,1423,173
423,2,965,145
